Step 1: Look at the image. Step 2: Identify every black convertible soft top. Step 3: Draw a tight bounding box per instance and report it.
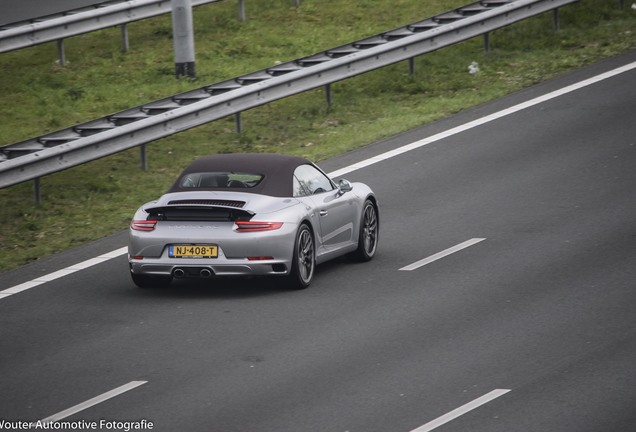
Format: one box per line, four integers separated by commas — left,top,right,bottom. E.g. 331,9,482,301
168,153,317,198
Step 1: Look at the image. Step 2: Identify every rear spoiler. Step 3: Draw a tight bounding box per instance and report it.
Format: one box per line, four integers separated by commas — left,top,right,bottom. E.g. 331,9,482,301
144,204,255,222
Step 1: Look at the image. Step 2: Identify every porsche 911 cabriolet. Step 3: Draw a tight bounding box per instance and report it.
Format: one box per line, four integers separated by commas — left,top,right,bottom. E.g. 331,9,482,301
128,153,378,289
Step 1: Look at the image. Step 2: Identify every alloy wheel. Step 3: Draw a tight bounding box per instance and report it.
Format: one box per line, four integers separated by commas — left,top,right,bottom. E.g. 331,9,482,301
297,228,315,284
362,204,378,256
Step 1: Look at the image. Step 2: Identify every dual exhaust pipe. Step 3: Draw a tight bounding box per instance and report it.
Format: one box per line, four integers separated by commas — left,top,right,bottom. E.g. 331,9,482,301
172,267,213,279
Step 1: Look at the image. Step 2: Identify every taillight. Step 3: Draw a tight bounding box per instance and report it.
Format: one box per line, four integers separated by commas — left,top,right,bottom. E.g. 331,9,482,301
131,220,157,231
234,221,283,232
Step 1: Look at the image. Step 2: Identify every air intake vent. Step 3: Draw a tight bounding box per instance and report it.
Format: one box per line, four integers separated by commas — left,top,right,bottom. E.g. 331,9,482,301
167,199,246,208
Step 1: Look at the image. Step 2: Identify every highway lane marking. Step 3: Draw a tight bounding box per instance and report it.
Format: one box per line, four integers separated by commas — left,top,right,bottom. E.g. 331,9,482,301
1,60,635,300
410,389,511,432
39,381,147,423
0,247,127,300
399,238,486,271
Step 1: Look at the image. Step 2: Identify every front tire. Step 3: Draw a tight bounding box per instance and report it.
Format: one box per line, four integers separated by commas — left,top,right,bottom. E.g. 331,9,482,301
349,200,379,262
287,224,315,290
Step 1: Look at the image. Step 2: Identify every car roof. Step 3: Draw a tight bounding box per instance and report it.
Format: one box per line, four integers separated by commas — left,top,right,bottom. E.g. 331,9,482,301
168,153,316,197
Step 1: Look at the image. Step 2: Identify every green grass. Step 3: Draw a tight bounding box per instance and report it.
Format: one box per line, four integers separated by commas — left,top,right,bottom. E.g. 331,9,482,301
0,0,634,272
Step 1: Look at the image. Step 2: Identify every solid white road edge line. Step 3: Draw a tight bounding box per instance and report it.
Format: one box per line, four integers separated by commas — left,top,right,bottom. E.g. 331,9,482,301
2,60,635,300
400,238,486,271
0,247,128,299
410,389,511,432
329,60,636,179
39,381,147,423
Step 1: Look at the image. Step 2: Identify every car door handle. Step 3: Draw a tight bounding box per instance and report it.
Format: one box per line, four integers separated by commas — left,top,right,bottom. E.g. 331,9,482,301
319,210,328,217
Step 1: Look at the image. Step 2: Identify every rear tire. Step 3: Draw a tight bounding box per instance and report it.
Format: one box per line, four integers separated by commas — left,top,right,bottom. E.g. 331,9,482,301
349,200,379,262
287,224,315,290
131,273,172,288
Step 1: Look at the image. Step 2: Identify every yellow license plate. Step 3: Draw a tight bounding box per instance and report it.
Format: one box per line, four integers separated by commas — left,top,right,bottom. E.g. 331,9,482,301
169,245,218,258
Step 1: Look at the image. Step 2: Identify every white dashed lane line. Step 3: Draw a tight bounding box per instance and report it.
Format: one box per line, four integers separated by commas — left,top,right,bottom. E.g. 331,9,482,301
410,389,511,432
399,238,486,271
39,381,147,423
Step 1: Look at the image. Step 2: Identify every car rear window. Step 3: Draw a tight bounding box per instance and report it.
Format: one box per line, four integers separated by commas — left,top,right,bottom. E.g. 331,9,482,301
179,172,264,189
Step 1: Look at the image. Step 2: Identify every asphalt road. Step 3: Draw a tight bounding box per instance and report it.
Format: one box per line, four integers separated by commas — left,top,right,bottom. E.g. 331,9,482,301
1,50,635,431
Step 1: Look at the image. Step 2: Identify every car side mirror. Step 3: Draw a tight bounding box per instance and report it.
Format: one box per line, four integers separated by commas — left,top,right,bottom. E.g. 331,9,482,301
338,179,353,195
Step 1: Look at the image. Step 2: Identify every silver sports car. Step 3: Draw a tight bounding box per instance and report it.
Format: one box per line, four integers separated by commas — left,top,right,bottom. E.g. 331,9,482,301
128,153,379,289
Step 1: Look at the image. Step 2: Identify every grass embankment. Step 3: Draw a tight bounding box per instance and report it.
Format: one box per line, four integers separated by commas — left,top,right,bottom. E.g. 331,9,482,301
0,0,634,272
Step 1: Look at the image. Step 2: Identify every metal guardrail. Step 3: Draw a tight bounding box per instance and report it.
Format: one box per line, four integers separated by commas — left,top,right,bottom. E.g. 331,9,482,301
0,0,222,55
0,0,578,193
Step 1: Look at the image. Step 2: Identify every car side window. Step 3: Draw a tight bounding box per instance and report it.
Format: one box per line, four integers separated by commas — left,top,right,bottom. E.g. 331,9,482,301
293,164,334,197
293,175,309,197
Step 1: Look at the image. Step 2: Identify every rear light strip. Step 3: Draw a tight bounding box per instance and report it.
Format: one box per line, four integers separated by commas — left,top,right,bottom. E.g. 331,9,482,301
132,220,283,232
131,220,157,231
234,221,283,232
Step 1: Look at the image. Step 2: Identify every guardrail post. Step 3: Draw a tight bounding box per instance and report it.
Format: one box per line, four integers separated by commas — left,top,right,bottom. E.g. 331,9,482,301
238,0,246,21
483,32,490,52
552,9,560,30
140,144,148,170
235,112,243,133
34,178,41,204
325,83,332,108
56,39,66,66
121,23,130,51
172,0,196,78
408,57,415,76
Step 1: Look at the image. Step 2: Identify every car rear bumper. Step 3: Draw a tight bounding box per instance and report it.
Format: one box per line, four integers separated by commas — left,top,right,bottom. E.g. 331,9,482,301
129,257,290,278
